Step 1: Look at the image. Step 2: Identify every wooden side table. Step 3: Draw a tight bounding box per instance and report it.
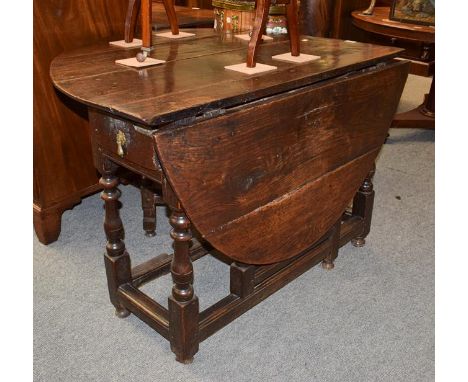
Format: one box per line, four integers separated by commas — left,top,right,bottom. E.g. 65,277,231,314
352,7,434,129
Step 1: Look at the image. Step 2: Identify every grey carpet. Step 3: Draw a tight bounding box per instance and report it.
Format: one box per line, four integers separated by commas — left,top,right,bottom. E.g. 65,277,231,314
34,74,434,382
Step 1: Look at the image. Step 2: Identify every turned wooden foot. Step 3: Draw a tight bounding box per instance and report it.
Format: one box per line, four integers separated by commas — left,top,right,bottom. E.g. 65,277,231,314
175,356,194,364
115,307,131,318
351,237,366,247
321,261,335,270
321,220,340,270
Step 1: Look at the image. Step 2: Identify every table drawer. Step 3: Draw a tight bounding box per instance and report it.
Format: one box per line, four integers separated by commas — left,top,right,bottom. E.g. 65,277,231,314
89,110,162,180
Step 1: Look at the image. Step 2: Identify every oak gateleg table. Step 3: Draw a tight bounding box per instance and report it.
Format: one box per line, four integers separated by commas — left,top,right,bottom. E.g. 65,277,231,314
50,29,409,363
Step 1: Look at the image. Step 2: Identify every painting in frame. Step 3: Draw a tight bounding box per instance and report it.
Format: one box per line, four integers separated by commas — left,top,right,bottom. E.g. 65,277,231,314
389,0,435,26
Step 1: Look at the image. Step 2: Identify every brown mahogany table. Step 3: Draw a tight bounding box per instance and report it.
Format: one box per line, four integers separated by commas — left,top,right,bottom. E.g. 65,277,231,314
352,7,434,129
50,29,408,363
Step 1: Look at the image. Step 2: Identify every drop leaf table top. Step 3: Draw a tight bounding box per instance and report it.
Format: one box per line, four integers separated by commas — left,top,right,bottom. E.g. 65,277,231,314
51,29,407,265
51,29,404,126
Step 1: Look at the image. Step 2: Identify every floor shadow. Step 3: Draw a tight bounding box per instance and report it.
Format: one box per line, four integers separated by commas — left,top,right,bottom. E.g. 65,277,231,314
385,129,435,144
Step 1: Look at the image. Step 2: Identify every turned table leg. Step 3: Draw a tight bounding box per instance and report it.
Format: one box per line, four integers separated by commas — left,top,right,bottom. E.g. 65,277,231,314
322,220,341,270
100,159,132,318
141,181,157,237
167,200,199,363
351,164,375,248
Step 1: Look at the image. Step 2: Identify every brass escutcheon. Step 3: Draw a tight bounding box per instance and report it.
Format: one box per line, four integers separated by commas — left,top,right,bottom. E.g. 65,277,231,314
116,130,126,158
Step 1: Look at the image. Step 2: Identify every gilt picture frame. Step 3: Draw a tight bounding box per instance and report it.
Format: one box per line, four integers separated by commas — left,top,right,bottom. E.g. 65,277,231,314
389,0,435,26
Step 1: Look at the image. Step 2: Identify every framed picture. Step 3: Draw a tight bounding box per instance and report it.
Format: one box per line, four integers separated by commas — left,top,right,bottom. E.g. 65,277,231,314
389,0,435,26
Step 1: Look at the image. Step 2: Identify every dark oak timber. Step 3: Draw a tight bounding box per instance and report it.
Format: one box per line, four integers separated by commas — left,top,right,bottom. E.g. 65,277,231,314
351,164,376,247
50,34,409,362
154,62,407,264
99,159,132,318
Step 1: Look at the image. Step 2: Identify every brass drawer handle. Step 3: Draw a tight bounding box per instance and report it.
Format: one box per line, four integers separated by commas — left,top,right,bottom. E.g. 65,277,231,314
116,130,126,158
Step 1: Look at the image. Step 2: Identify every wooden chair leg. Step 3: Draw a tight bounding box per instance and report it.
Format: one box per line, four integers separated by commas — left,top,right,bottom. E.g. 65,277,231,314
322,220,341,270
100,159,132,318
136,0,153,61
247,0,272,68
125,0,141,43
351,164,376,247
285,0,300,56
162,0,180,35
141,0,152,49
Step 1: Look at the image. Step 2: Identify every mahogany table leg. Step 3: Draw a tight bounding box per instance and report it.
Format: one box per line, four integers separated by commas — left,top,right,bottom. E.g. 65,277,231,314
100,159,132,318
167,199,199,363
247,0,271,68
322,220,341,270
351,164,375,248
285,0,300,56
141,182,157,237
125,0,141,43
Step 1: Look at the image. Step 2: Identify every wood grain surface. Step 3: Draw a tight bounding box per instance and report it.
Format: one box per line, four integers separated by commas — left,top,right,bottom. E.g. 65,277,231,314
154,61,408,264
50,31,403,126
50,33,408,263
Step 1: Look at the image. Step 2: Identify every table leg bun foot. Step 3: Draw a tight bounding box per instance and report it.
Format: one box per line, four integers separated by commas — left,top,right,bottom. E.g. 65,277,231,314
115,307,131,318
321,260,335,270
145,230,156,237
351,237,366,247
175,356,194,364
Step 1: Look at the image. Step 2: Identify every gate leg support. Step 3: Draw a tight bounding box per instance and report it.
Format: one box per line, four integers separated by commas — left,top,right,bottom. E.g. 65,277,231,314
322,220,341,270
141,181,157,237
351,164,376,247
